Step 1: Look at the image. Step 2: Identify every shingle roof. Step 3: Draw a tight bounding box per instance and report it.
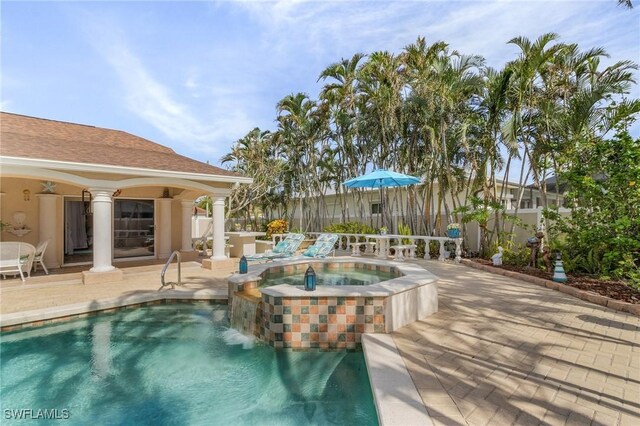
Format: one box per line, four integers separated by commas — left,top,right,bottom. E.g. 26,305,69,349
0,112,242,177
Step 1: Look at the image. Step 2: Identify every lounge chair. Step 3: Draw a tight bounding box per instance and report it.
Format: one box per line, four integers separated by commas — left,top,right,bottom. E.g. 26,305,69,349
284,233,339,259
245,233,305,261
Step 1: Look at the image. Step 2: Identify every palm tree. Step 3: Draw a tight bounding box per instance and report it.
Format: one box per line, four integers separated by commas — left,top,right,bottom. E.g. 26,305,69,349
221,128,284,225
319,53,366,223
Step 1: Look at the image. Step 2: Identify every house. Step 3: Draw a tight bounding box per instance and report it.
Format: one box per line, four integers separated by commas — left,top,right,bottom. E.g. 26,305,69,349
288,178,568,251
0,112,251,283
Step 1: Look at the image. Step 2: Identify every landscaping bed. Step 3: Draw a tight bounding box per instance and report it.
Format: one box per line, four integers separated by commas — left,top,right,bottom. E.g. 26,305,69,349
469,258,639,304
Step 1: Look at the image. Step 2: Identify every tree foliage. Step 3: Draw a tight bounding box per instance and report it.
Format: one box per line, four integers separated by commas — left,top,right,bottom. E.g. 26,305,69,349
557,130,640,286
220,33,639,284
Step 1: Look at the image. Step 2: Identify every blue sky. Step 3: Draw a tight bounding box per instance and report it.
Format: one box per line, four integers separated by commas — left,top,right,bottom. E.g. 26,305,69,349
2,0,639,168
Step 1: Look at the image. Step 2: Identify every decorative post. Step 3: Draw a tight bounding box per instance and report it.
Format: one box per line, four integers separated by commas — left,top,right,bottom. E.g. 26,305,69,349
438,240,446,262
454,238,462,263
210,195,227,260
89,189,116,273
422,238,431,260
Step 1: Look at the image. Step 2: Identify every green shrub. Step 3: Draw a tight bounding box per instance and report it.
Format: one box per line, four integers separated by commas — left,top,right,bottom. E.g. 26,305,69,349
324,222,376,235
557,130,640,286
324,222,376,248
415,240,441,258
194,239,213,250
397,223,411,244
501,245,531,268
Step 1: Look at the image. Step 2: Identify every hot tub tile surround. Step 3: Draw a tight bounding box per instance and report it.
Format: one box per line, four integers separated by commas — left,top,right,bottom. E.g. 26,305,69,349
228,258,439,348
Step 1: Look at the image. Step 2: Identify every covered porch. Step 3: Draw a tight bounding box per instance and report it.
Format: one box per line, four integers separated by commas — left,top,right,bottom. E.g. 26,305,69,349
0,163,244,284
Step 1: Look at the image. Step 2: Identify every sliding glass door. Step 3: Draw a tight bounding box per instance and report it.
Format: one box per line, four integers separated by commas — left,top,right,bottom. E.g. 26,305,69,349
113,199,155,259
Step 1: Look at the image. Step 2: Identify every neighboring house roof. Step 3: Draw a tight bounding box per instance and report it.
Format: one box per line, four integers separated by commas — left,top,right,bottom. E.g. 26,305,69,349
0,112,241,178
194,206,208,215
525,175,582,194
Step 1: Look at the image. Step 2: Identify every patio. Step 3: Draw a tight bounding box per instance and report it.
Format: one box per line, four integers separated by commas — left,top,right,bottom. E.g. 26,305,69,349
0,259,235,315
1,258,638,425
395,260,640,426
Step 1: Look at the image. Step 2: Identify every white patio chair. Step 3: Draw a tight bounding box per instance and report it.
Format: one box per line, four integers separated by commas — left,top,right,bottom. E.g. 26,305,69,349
33,239,50,275
0,242,36,282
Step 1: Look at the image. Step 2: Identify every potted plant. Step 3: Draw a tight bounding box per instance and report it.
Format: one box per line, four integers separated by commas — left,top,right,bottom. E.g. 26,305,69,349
379,226,388,235
447,223,460,238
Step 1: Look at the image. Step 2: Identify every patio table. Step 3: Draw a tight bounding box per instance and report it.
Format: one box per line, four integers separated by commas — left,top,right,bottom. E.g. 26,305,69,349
364,234,395,259
225,232,267,258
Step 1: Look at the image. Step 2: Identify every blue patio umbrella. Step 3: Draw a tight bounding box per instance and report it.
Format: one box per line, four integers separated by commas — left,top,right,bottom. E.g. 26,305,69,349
343,169,421,188
343,169,421,228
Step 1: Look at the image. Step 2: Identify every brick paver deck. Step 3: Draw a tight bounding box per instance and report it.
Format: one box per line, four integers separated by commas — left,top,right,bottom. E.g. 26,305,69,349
394,261,640,426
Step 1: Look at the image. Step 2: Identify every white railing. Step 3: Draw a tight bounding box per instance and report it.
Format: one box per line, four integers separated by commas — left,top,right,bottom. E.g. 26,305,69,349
272,232,462,262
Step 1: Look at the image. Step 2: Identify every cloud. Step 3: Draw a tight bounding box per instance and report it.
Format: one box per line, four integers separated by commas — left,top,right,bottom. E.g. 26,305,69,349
78,13,254,161
234,0,638,71
232,0,639,115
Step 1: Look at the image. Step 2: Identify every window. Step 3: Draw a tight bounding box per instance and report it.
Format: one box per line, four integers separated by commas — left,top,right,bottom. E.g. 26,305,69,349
114,199,155,259
371,203,382,214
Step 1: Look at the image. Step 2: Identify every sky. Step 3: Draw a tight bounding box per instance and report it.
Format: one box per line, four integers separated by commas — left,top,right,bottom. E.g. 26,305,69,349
2,0,639,171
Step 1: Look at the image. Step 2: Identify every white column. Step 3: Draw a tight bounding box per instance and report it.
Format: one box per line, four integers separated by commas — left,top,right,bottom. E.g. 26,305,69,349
157,198,172,258
210,195,227,260
89,189,115,273
37,193,60,268
181,200,194,251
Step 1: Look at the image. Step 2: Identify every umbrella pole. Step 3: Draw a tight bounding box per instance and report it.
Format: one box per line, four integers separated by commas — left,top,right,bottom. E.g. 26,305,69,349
379,187,385,229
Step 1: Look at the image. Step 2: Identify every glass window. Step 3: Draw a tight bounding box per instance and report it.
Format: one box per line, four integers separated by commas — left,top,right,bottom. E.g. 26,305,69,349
114,199,155,259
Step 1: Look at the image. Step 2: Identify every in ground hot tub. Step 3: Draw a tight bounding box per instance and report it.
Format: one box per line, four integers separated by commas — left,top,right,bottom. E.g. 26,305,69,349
228,258,438,349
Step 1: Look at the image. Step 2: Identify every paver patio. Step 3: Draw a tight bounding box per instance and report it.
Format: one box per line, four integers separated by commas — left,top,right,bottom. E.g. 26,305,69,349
0,261,234,315
394,261,640,426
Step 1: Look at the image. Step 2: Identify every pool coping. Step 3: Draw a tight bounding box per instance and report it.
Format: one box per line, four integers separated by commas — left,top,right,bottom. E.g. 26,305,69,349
362,334,433,426
0,288,227,330
230,257,439,298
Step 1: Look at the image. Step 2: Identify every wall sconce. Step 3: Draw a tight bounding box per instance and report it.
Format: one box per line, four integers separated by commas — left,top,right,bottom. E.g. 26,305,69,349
23,189,31,201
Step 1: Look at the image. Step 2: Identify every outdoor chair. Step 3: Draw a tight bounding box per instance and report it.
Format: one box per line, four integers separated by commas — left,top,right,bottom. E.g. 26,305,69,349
32,239,50,275
245,233,305,261
0,241,36,282
281,233,339,260
301,233,338,258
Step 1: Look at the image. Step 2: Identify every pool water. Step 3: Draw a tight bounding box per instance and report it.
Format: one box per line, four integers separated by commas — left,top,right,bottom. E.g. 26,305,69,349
262,269,395,287
0,304,378,425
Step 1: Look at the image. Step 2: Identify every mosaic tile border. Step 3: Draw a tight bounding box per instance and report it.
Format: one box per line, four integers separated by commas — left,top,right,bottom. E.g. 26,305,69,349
259,295,386,350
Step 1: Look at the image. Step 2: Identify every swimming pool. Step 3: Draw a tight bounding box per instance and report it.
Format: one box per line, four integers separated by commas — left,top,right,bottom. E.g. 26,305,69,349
0,303,378,425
